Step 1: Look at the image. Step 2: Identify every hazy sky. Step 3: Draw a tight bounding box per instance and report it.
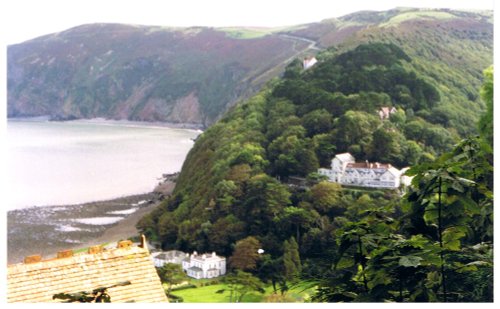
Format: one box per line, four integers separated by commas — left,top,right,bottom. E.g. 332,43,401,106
0,0,494,45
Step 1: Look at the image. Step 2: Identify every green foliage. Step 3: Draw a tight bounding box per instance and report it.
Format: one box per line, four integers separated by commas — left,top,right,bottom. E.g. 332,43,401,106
52,281,131,303
138,41,492,302
478,66,493,146
157,263,188,295
230,236,262,271
308,181,343,215
219,270,266,302
307,135,492,302
283,237,302,282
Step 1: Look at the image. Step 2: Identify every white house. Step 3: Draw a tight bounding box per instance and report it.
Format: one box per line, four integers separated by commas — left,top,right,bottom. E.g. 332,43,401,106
303,56,318,69
378,107,397,120
152,250,187,268
318,152,410,189
182,251,226,279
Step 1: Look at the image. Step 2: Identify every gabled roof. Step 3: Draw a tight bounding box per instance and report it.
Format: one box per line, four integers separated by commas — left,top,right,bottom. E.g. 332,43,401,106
7,239,167,303
154,250,186,261
385,167,402,177
335,153,355,163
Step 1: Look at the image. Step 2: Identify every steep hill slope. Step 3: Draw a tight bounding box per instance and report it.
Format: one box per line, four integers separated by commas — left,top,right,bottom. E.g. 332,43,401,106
7,24,310,126
137,39,492,257
285,8,493,135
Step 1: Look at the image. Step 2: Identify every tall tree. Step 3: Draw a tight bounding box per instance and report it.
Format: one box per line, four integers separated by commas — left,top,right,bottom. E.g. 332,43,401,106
478,66,493,147
283,237,302,283
218,270,265,302
230,236,262,272
278,206,316,245
309,181,343,215
157,263,188,296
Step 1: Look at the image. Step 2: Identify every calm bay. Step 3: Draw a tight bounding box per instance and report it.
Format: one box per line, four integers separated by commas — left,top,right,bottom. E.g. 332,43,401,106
6,119,199,210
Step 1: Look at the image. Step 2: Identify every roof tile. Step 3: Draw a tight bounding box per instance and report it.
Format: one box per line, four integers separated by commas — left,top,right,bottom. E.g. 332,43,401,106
8,243,167,303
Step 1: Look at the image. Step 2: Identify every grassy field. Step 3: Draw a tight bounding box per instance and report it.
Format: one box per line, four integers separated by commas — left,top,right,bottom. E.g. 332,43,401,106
381,10,456,27
219,27,274,39
168,279,315,303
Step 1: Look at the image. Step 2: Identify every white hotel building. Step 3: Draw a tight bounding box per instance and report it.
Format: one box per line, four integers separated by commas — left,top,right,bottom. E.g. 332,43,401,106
318,153,411,189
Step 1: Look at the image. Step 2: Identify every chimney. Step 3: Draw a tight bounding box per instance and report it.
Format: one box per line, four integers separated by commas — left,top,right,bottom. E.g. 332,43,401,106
117,240,133,249
139,234,148,251
24,255,42,264
212,252,216,257
57,250,73,259
88,245,103,254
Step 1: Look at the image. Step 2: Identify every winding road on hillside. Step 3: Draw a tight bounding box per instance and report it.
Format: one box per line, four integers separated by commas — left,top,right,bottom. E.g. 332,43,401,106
278,33,323,52
243,33,323,87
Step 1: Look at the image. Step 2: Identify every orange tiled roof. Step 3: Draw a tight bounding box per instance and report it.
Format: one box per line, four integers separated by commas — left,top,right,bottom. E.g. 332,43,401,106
7,239,168,303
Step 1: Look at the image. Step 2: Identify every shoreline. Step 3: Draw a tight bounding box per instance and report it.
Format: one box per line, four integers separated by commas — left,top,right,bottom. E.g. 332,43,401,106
7,116,206,131
7,177,177,265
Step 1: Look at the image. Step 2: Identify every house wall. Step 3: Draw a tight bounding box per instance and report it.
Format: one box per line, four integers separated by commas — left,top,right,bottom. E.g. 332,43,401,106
182,254,226,279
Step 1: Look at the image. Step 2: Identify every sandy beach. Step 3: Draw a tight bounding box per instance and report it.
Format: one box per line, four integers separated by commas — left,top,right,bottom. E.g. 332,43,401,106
7,179,175,265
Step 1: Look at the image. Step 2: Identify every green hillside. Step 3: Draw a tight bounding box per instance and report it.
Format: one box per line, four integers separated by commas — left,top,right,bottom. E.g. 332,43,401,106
137,41,493,301
286,8,492,136
138,41,481,251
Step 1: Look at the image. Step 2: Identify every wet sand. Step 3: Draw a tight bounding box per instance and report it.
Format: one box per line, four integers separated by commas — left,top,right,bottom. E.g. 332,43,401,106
7,180,175,265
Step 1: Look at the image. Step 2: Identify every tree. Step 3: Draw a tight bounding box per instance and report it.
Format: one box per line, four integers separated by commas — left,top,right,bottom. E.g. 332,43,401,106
230,236,262,271
368,123,408,166
404,136,493,302
302,109,333,137
334,110,380,153
208,215,246,256
240,174,290,233
157,263,188,296
278,206,315,245
217,270,265,302
313,133,337,167
309,181,343,215
257,255,284,293
268,133,319,178
478,66,493,147
283,237,302,282
405,140,423,165
389,108,407,128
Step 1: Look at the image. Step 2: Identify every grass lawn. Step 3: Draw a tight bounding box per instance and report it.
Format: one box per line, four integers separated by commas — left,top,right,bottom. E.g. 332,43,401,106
171,283,265,303
169,279,315,303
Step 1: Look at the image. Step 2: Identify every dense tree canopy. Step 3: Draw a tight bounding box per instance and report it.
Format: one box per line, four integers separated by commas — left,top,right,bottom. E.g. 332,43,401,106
137,43,492,302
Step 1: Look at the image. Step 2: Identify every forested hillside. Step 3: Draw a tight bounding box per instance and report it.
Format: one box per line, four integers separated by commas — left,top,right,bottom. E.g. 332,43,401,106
285,8,492,136
138,43,493,301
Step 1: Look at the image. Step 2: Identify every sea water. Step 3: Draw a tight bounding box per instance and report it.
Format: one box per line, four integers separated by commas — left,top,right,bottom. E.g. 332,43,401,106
6,119,199,210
